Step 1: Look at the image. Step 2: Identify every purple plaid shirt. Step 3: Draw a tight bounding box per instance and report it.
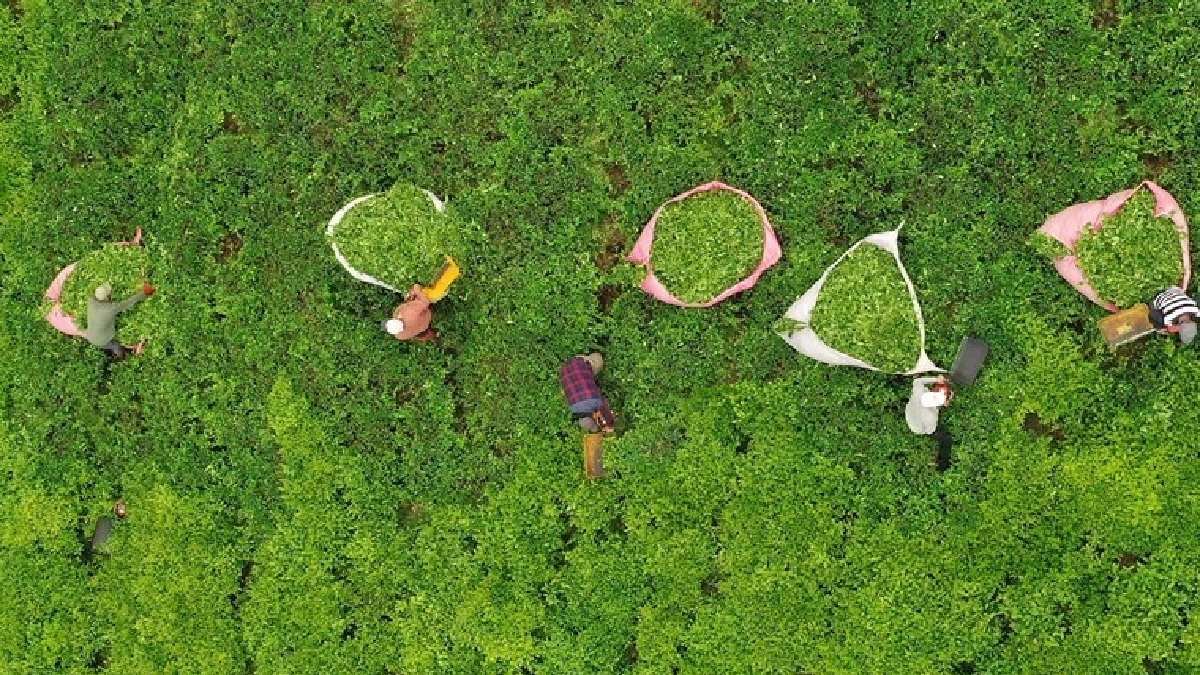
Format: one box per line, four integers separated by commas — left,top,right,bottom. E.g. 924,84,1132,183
560,357,603,406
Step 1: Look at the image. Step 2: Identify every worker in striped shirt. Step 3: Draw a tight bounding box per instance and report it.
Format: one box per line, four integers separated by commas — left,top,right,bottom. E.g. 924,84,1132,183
1149,287,1198,345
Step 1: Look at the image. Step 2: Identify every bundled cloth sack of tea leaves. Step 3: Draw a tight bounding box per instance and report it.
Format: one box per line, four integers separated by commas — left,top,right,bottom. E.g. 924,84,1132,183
1031,182,1190,310
650,189,766,305
328,182,464,289
809,244,922,373
60,244,158,344
1074,190,1185,307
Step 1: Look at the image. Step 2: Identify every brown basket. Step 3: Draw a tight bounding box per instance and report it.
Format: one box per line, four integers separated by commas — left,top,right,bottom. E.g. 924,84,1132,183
1098,304,1155,349
583,434,605,479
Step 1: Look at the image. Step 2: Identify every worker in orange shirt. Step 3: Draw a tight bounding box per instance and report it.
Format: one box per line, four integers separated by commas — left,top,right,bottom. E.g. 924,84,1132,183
382,258,460,343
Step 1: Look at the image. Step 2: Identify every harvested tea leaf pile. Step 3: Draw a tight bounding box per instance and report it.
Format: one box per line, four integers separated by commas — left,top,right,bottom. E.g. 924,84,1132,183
1028,231,1071,260
329,182,462,288
1076,190,1184,307
809,244,921,373
60,244,154,343
651,190,764,304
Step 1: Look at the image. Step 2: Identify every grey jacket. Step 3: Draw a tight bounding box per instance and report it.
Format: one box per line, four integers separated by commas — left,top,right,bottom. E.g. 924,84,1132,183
83,292,146,346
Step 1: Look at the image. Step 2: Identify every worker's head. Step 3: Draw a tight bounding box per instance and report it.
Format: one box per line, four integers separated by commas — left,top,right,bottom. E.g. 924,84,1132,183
382,318,405,336
582,352,604,374
592,405,616,434
94,284,113,302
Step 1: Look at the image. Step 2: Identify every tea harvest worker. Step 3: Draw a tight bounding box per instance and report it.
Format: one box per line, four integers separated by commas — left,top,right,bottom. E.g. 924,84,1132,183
1149,287,1198,345
85,282,154,358
906,375,955,470
383,285,438,343
906,375,953,435
560,353,616,433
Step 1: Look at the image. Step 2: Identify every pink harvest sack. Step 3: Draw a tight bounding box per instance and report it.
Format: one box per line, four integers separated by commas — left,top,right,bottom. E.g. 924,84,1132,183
1037,181,1191,312
44,228,143,345
626,181,782,308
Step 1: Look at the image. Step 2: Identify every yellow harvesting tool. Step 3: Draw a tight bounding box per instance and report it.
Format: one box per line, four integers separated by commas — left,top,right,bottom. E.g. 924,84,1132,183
1098,303,1155,350
583,433,605,479
422,256,461,303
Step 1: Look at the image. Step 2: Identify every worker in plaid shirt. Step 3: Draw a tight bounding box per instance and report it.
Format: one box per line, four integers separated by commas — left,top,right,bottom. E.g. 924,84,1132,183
560,353,616,433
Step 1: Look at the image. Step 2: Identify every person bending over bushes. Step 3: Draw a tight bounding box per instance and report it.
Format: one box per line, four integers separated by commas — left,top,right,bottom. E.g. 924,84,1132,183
561,353,616,480
1149,287,1198,345
85,282,155,359
906,375,954,470
383,285,439,343
560,353,616,433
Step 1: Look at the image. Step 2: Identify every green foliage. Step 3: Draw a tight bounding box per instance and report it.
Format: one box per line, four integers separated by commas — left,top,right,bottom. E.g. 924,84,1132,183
651,189,764,304
59,244,148,319
0,422,95,672
810,243,921,372
1076,189,1185,307
329,181,464,288
1029,231,1071,260
91,485,245,674
4,1,1200,673
772,316,806,335
58,242,160,343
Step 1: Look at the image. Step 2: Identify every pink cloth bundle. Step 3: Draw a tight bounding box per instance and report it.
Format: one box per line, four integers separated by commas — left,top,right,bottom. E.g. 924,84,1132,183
626,181,782,308
1037,182,1191,311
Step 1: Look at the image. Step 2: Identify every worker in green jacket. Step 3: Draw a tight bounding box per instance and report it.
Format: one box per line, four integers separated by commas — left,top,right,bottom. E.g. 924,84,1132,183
84,282,154,358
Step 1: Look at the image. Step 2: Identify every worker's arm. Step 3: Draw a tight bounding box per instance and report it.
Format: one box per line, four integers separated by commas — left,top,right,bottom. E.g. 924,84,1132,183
1148,304,1168,330
114,291,147,313
407,285,431,309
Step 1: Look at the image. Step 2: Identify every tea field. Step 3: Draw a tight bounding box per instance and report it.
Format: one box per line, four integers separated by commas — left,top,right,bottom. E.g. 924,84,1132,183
2,1,1200,673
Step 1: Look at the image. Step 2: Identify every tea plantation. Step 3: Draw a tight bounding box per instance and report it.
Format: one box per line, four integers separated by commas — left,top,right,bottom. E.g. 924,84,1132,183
3,1,1200,673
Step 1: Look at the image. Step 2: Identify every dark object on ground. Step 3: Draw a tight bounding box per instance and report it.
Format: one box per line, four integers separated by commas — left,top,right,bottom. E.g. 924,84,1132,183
90,516,114,555
102,341,129,360
950,338,989,387
932,427,952,471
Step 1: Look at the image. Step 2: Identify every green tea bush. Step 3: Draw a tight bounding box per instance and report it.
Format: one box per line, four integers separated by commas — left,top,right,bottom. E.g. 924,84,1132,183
1029,231,1071,260
90,484,245,674
810,244,921,372
329,182,463,287
60,244,148,318
1076,190,1185,307
651,189,764,303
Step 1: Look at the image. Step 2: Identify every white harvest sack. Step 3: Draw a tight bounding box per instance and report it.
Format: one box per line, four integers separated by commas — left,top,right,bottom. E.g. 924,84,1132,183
777,229,942,375
326,188,446,294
